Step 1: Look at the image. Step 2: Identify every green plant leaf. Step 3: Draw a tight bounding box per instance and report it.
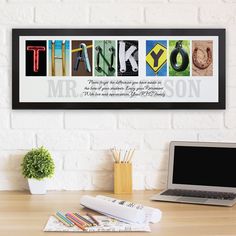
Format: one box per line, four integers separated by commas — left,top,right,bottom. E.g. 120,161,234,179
21,146,55,180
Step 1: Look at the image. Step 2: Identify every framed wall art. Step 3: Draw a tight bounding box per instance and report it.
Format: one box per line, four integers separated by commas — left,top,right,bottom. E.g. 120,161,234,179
12,28,225,109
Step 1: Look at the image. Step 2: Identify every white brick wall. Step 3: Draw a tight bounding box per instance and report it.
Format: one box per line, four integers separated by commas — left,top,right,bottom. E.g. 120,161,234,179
12,111,64,129
118,111,171,129
0,0,235,191
35,5,90,25
65,112,116,130
145,5,198,26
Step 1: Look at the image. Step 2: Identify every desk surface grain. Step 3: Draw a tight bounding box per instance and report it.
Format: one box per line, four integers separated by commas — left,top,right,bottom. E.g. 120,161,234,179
0,190,236,236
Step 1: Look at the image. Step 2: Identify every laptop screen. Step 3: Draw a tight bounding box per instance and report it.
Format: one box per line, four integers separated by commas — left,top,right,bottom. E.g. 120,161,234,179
173,146,236,187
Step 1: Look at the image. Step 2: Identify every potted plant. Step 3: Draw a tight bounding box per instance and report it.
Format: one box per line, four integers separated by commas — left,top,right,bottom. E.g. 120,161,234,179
21,146,55,195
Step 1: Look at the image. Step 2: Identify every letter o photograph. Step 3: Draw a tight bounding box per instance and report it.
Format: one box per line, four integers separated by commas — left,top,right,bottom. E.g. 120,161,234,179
169,40,190,77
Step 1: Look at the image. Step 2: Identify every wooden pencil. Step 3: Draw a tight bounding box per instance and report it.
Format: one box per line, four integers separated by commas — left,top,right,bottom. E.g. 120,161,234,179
127,149,135,163
54,213,74,227
86,213,100,226
110,149,117,162
65,213,86,230
125,149,131,163
118,149,121,163
123,150,128,163
74,213,94,226
113,148,119,163
70,213,89,226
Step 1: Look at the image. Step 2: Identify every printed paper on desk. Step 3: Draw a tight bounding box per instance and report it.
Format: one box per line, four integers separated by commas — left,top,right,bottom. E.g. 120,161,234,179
44,215,151,232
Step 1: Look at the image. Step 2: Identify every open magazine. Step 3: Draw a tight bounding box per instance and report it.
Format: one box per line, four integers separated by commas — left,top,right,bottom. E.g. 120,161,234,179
80,195,162,224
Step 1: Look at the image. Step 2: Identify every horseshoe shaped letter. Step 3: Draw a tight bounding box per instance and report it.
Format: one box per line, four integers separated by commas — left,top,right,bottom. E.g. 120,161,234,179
192,47,212,70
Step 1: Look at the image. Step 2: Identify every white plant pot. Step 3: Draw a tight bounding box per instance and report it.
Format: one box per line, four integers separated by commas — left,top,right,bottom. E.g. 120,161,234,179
28,178,47,195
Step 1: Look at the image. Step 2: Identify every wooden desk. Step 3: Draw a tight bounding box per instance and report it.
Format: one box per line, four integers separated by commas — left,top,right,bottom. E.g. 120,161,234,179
0,190,236,236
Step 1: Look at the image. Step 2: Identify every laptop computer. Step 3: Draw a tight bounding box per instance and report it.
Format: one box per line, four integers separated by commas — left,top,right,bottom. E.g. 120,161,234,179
151,141,236,206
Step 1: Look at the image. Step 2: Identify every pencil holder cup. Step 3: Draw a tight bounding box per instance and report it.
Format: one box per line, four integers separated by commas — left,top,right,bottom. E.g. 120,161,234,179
114,163,132,194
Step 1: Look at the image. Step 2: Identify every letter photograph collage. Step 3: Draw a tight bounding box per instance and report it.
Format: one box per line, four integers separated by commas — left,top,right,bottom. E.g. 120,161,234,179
14,29,224,109
25,39,213,78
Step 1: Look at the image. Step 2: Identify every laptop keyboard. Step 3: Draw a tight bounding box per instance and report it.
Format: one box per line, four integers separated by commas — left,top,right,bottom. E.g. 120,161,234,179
161,189,236,200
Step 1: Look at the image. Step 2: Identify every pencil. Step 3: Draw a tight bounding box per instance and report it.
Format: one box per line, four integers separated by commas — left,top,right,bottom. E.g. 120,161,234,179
112,148,119,163
74,213,94,226
118,149,121,163
65,213,86,231
67,212,88,226
86,213,100,226
128,149,135,163
110,149,117,163
123,150,128,163
115,148,120,163
54,212,74,227
125,149,131,163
